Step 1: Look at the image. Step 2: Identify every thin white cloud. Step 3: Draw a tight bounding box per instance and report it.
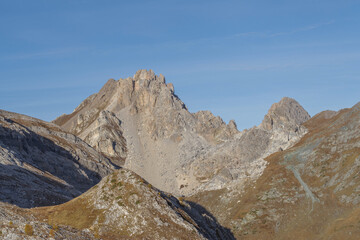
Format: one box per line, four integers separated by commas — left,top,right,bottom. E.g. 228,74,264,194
269,20,335,37
234,20,335,38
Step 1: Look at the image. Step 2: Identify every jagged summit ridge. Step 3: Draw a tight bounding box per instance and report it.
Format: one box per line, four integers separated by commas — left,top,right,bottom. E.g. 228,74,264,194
54,70,309,195
53,69,185,166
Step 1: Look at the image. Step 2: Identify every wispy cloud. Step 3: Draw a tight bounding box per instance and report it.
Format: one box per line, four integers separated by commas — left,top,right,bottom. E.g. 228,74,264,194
269,20,335,37
235,20,335,38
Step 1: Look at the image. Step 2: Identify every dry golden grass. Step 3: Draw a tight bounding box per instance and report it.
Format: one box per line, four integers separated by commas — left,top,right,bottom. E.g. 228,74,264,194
24,224,33,236
33,195,104,230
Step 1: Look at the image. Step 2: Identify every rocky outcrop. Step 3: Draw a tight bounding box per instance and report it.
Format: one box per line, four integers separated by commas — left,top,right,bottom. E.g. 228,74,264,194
54,70,310,196
53,79,127,166
259,97,310,156
260,97,310,131
80,110,127,166
194,111,239,143
0,110,116,208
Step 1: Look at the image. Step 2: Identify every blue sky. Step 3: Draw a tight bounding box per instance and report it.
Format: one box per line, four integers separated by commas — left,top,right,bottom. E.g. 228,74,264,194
1,0,360,130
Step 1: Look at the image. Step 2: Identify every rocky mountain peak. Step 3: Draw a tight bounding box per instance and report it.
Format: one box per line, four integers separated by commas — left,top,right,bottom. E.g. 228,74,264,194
53,74,311,197
260,97,311,131
131,69,166,91
133,69,156,81
228,119,237,131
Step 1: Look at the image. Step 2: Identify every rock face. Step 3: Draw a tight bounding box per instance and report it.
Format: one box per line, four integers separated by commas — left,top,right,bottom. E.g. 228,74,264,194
260,97,310,131
189,103,360,239
54,81,127,166
0,110,116,208
186,96,310,193
54,70,310,196
258,97,310,157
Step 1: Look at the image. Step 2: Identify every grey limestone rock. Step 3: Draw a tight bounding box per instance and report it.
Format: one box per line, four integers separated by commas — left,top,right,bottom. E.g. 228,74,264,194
54,70,310,196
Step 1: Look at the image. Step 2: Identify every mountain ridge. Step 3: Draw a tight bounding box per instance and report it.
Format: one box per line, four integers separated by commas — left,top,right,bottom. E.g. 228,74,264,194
189,102,360,239
0,109,234,239
1,69,358,239
53,69,310,196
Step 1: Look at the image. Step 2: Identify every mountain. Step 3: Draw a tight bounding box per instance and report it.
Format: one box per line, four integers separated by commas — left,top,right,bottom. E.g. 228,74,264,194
0,110,116,208
54,70,310,197
0,169,234,239
4,69,357,239
0,110,234,239
33,168,235,239
189,103,360,239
